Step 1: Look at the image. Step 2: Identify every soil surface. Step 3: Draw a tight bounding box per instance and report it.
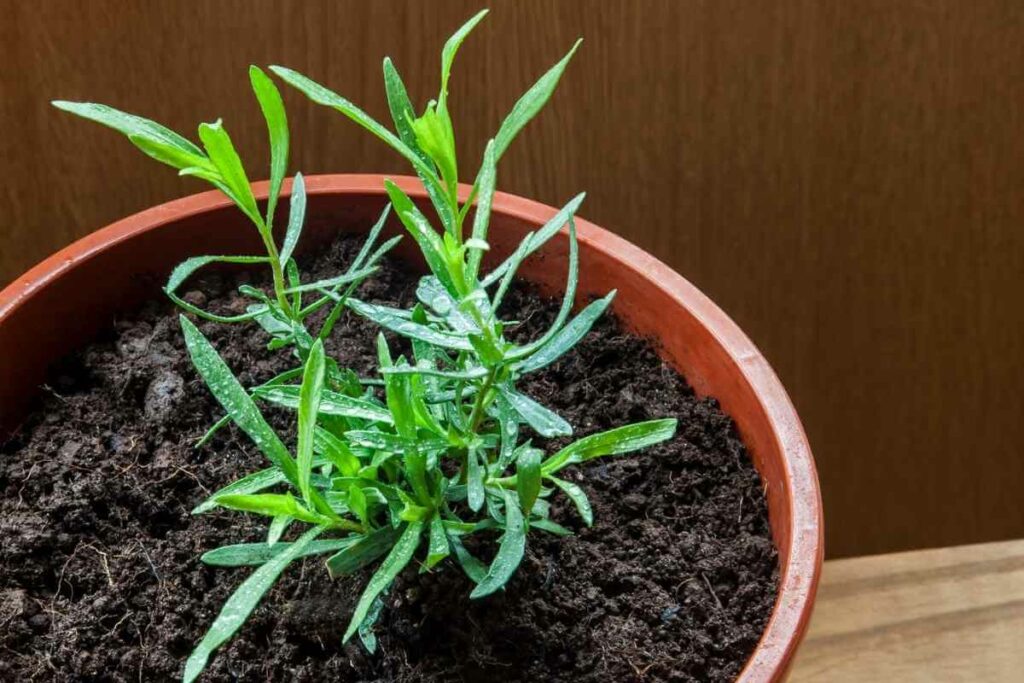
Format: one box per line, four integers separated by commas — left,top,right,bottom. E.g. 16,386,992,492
0,234,777,682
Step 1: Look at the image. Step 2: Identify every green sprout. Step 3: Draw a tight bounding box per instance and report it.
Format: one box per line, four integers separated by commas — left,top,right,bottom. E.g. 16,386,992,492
55,9,678,683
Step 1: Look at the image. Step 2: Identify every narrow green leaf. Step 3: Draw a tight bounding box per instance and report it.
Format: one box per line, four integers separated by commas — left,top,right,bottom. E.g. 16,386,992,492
498,385,572,438
351,203,394,271
549,476,593,526
381,58,457,231
508,217,579,358
467,447,484,513
397,497,431,522
515,448,543,515
326,526,402,578
254,384,393,424
493,39,582,160
492,229,534,312
348,298,472,351
532,495,552,519
269,66,444,193
279,172,306,266
542,418,679,475
285,259,302,312
439,10,489,108
448,534,487,583
468,331,504,365
416,275,454,314
314,427,361,477
343,521,424,642
381,364,488,380
249,65,289,225
165,255,269,323
416,276,480,333
442,518,501,535
358,593,387,654
323,490,375,515
409,104,458,216
470,491,526,599
200,537,354,567
346,430,448,454
382,58,431,167
267,515,292,546
197,366,305,448
281,265,378,295
378,334,416,439
192,467,287,515
493,395,520,468
481,193,585,287
197,119,262,227
181,322,347,527
213,493,326,525
348,483,369,527
300,206,397,330
530,518,573,536
52,100,203,155
331,477,401,501
514,291,615,374
297,340,326,507
127,133,213,173
183,526,322,683
383,180,458,294
180,317,298,484
467,140,497,283
425,514,451,569
403,449,433,505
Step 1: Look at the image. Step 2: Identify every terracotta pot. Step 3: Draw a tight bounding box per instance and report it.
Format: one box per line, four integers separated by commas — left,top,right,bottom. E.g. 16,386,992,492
0,174,822,681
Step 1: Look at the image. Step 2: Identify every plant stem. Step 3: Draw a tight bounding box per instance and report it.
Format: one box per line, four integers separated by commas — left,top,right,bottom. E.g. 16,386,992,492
467,367,498,434
330,518,366,534
257,221,292,315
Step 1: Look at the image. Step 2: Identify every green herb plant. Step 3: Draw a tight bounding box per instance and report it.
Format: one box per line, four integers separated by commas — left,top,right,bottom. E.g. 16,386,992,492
55,10,677,683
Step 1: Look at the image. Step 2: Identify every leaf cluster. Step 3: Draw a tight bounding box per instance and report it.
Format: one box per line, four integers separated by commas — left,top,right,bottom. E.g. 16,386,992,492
55,10,677,683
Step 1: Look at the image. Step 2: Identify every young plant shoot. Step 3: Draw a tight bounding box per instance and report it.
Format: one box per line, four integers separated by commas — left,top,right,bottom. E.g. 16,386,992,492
56,10,677,683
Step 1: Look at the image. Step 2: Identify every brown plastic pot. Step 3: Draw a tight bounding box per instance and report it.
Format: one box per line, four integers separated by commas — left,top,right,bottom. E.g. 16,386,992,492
0,174,822,681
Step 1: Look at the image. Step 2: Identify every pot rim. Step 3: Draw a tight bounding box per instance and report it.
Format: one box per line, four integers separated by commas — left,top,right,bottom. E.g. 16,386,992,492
0,174,823,681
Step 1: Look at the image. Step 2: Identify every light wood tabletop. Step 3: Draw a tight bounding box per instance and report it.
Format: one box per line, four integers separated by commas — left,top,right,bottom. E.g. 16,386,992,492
788,539,1024,681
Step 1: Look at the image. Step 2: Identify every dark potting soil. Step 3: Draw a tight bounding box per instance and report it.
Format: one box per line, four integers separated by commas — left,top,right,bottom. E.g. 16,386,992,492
0,234,777,683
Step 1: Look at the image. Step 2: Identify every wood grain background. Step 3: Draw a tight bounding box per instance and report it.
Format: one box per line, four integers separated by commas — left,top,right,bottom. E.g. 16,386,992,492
2,0,1022,558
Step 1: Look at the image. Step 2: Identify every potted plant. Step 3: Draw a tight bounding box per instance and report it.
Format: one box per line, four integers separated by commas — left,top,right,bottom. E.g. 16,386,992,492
0,9,821,682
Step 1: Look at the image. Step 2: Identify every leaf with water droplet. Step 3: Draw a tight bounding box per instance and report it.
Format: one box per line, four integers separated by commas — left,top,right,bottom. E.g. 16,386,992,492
424,514,450,570
254,384,392,424
470,490,526,599
515,448,543,515
326,526,402,578
343,521,423,642
200,537,355,567
183,526,323,683
349,298,473,351
192,467,287,515
296,340,326,507
513,291,616,375
180,317,299,483
497,385,572,438
548,476,594,526
541,418,679,475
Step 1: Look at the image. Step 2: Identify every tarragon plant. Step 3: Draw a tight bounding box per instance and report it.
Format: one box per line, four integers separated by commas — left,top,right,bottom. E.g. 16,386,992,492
55,10,677,683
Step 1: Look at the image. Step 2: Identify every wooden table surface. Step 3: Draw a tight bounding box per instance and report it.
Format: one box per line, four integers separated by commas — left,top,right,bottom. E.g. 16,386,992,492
788,539,1024,681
